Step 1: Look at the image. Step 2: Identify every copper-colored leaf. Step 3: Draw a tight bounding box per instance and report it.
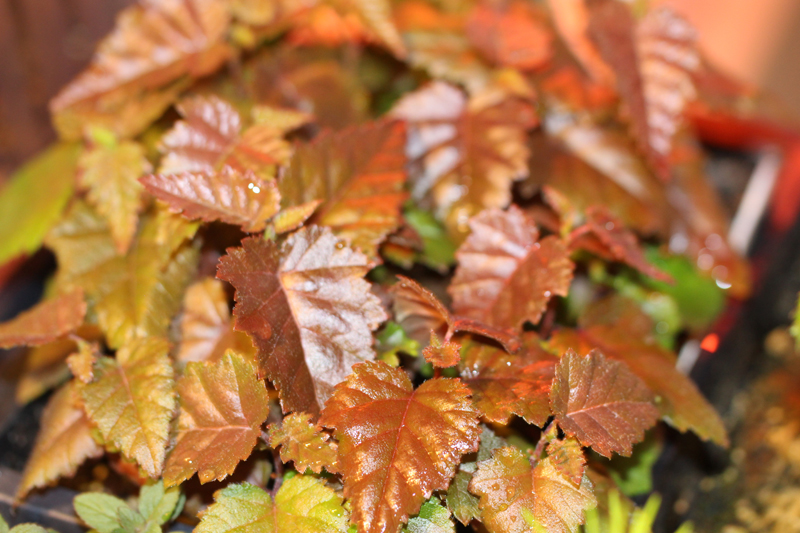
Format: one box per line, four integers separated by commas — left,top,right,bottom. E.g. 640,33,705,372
588,1,698,178
79,138,150,253
469,446,596,533
66,340,100,384
50,0,231,140
460,334,557,426
550,349,659,458
159,95,291,179
16,381,103,499
549,326,728,447
391,82,536,234
141,167,281,232
0,288,86,349
570,206,671,282
217,227,386,415
46,202,199,349
320,361,481,533
177,278,255,364
281,121,407,260
164,351,269,486
466,1,553,71
81,337,176,477
546,433,586,487
449,206,574,330
351,0,407,58
269,412,339,474
423,332,461,368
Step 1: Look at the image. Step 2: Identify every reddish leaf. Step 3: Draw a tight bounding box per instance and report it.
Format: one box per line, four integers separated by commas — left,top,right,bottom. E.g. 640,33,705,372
163,352,269,486
320,361,481,533
460,334,557,426
570,206,671,282
391,82,536,235
140,167,281,232
217,227,386,415
546,434,586,487
449,206,574,330
549,327,728,447
466,1,553,71
469,446,596,533
269,412,339,474
423,332,461,368
281,121,408,260
50,0,231,140
0,288,86,349
177,278,256,364
550,349,659,457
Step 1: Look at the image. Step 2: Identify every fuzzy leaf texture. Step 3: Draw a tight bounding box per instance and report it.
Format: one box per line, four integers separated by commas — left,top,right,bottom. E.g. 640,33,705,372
140,167,281,233
163,352,269,486
0,288,86,349
470,447,596,533
281,120,408,260
217,227,386,415
16,382,103,499
80,337,175,477
269,412,339,474
50,0,231,140
450,206,574,330
320,361,481,533
195,477,349,533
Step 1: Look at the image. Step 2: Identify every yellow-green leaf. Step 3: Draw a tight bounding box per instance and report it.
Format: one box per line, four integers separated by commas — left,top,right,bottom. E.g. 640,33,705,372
404,497,455,533
269,412,339,474
81,337,176,477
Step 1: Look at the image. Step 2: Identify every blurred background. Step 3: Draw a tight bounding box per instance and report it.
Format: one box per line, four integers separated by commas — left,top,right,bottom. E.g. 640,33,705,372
1,0,800,180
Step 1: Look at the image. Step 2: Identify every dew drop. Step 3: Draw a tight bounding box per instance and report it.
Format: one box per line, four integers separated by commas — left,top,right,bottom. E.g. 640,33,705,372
605,221,615,230
543,290,551,298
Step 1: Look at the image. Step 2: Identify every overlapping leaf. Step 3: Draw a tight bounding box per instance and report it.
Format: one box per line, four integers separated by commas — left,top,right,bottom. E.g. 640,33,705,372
164,352,268,486
217,227,386,415
176,278,255,363
0,288,86,349
423,333,461,368
81,337,176,477
320,361,481,533
50,0,232,140
196,477,349,533
281,120,408,259
16,382,103,499
391,81,536,235
46,202,199,349
550,349,659,457
404,497,455,533
449,206,574,330
546,433,586,487
269,412,339,474
460,334,557,426
470,447,596,533
141,167,281,232
79,137,150,253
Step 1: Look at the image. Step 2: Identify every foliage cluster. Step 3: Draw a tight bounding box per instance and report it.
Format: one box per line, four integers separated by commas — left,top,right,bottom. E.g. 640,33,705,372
0,0,753,532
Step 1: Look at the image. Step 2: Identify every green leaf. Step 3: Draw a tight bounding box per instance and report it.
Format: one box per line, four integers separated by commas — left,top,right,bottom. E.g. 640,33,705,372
8,526,52,533
403,207,456,272
376,322,420,367
404,497,454,533
139,481,182,525
0,143,79,266
607,435,662,496
74,492,129,533
0,514,8,533
791,293,800,349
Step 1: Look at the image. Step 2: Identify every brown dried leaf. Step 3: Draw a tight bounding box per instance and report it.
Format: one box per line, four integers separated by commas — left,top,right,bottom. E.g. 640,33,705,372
469,446,596,533
466,1,553,71
423,332,461,368
79,139,150,253
281,121,407,260
164,351,269,486
16,381,103,499
551,349,659,458
449,206,574,330
81,337,176,477
177,278,255,364
0,288,86,349
51,0,231,140
460,334,557,426
391,82,536,235
269,412,339,474
217,227,386,415
320,361,481,533
549,327,728,447
141,167,281,232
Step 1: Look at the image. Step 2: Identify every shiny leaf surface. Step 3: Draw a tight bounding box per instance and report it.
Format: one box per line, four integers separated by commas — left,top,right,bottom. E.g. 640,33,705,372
269,412,339,474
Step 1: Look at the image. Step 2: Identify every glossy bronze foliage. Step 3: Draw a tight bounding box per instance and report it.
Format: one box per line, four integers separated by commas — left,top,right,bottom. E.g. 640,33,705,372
0,0,753,532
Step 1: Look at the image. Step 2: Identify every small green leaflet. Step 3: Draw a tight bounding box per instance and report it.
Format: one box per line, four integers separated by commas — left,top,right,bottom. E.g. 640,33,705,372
73,480,183,533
